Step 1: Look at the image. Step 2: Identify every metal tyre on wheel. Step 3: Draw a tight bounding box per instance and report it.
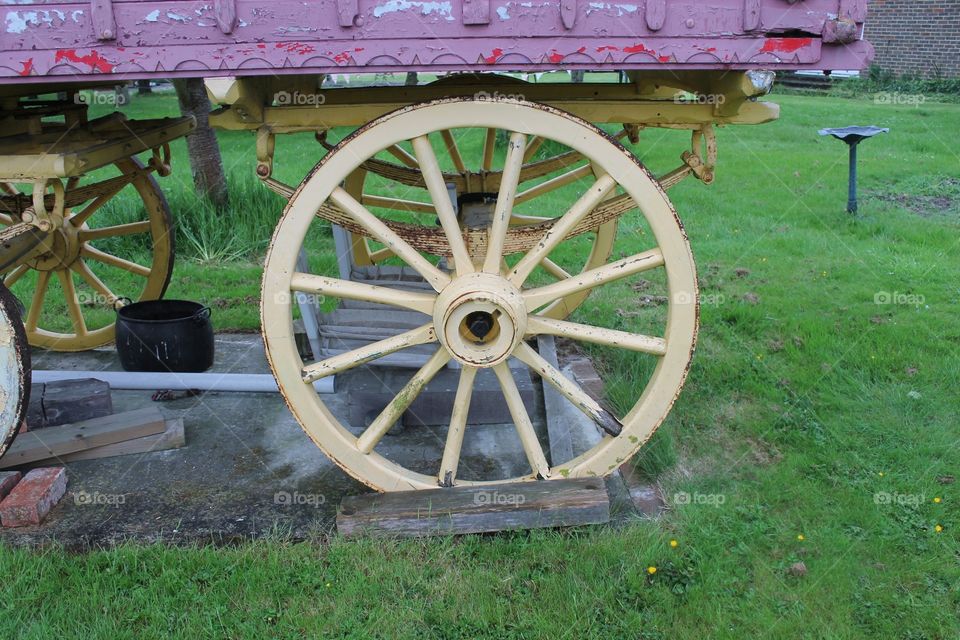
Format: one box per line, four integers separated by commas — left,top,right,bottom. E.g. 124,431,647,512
262,98,698,491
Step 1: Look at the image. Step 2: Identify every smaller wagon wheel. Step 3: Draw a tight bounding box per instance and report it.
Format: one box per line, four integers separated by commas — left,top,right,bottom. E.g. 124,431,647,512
0,282,29,458
0,158,175,351
263,98,699,491
337,124,630,320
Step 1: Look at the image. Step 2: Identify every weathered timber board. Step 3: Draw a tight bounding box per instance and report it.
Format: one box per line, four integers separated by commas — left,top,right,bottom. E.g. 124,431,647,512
337,478,609,537
0,408,166,468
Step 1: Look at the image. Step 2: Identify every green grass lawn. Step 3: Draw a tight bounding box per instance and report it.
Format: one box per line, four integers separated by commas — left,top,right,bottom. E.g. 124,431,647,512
2,86,959,638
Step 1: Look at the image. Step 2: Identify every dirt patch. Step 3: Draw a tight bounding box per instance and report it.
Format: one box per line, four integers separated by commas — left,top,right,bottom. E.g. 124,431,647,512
867,176,960,219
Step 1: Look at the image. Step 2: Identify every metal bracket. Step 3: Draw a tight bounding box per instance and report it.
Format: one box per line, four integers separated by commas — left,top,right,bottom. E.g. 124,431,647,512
90,0,116,40
213,0,238,35
743,0,761,31
463,0,490,25
337,0,360,27
561,0,577,29
645,0,666,31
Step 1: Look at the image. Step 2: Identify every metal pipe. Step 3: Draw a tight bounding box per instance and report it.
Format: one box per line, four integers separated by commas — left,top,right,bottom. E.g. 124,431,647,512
31,370,334,394
847,141,859,214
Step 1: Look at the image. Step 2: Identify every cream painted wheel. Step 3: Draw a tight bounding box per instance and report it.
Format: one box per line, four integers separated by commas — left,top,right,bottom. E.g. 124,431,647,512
0,158,175,351
262,98,698,491
340,126,625,320
0,283,29,459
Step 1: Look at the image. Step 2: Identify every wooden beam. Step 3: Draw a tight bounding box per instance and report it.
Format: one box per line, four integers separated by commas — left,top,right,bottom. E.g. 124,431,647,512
337,478,610,537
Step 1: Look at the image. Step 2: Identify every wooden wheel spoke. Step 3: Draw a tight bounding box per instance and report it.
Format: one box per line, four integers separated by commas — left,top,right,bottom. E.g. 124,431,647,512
329,186,450,291
56,270,88,336
386,144,419,168
360,194,435,215
290,272,435,314
527,316,667,356
523,248,665,311
513,342,622,437
80,245,152,277
410,135,474,276
0,212,15,226
356,347,450,454
509,173,616,286
540,258,572,281
440,130,468,174
522,136,546,163
3,264,29,288
68,177,132,227
79,220,152,242
493,362,550,478
509,214,552,226
515,163,593,205
438,365,478,486
302,323,436,383
25,270,50,332
69,260,118,306
482,128,497,172
483,131,526,273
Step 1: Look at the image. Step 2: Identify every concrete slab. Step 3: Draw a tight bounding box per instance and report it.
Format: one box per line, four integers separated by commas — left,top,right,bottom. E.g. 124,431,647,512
0,333,556,548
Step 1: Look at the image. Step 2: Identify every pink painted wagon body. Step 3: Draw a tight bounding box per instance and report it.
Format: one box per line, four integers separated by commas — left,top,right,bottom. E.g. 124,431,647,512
0,3,875,492
0,0,871,82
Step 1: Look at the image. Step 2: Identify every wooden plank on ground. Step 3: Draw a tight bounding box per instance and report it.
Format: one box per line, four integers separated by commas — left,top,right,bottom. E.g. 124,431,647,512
0,408,166,468
337,478,609,538
46,417,184,463
537,335,575,466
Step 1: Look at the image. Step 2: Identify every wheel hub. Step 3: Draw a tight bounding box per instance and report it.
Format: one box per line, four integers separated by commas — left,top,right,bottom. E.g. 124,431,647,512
434,272,527,368
30,219,81,272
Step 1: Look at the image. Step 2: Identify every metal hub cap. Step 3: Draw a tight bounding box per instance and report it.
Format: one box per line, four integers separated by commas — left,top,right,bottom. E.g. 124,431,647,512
434,272,526,367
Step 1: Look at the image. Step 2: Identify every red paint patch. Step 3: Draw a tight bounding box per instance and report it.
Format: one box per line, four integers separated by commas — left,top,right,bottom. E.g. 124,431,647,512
257,43,267,49
54,49,114,73
18,59,33,76
596,45,619,53
623,42,654,54
483,48,504,64
548,50,564,64
275,42,316,55
333,51,353,64
760,37,812,53
658,55,671,62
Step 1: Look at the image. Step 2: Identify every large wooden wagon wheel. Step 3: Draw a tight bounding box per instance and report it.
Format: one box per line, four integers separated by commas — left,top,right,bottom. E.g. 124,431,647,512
0,282,29,458
262,98,698,491
0,158,175,351
337,124,630,320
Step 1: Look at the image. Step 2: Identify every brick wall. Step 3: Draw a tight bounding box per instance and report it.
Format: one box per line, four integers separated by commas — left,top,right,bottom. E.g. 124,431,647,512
864,0,960,77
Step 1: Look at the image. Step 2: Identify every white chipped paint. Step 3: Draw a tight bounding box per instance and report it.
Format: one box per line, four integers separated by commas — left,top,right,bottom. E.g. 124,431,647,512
145,9,160,22
372,0,454,21
586,2,638,16
0,310,22,441
496,6,509,20
5,8,67,34
70,9,83,22
166,10,190,23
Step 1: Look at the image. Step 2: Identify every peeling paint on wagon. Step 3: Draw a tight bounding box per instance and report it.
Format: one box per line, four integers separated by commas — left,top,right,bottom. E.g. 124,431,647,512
372,0,454,20
760,37,813,54
54,49,114,73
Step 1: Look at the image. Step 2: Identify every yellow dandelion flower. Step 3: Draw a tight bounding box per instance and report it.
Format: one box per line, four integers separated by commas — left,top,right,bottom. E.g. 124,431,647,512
797,534,805,541
647,566,657,575
878,472,884,477
935,525,943,533
669,539,679,548
934,497,942,504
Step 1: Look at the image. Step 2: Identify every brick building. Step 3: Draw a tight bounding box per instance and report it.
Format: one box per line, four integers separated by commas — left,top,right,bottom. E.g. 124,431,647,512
864,0,960,77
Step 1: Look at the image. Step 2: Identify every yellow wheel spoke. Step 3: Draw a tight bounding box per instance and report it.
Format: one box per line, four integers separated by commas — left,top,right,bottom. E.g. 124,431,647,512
80,245,152,277
515,163,593,205
493,362,550,478
329,186,450,291
482,128,497,172
438,365,478,486
56,270,88,336
79,220,152,242
301,323,436,383
25,270,50,332
483,131,526,273
3,264,29,288
68,178,131,227
513,342,622,437
356,348,449,454
522,136,546,163
70,260,118,306
360,194,435,215
540,258,572,281
289,272,436,314
523,248,665,311
411,135,474,276
441,130,467,174
527,316,667,356
509,173,616,286
0,212,15,226
386,144,419,168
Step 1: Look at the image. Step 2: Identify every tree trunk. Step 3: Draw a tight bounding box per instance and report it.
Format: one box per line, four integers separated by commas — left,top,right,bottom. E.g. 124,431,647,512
172,78,229,210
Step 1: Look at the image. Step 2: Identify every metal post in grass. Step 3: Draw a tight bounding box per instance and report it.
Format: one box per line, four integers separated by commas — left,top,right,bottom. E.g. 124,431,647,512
818,126,889,214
